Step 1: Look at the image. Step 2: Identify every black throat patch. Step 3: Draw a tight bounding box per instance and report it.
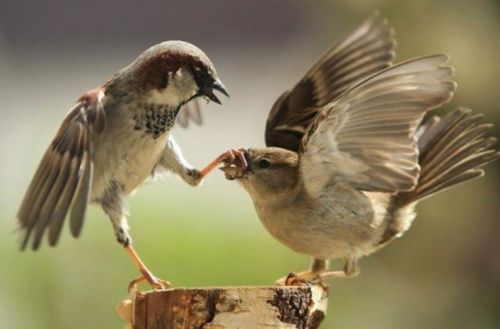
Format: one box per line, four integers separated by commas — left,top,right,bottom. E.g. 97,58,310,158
133,104,179,139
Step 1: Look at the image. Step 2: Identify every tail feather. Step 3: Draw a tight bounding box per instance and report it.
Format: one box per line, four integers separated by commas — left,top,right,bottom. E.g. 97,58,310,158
397,107,500,205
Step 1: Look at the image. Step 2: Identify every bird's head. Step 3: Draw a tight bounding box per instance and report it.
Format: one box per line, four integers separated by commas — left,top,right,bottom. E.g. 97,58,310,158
117,40,228,107
222,147,300,204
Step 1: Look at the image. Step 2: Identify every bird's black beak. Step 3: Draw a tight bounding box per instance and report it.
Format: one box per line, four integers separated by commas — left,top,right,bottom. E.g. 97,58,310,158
213,78,229,97
205,78,229,105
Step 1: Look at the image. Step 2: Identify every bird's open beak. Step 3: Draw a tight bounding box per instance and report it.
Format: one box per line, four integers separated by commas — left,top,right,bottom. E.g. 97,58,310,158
205,78,229,105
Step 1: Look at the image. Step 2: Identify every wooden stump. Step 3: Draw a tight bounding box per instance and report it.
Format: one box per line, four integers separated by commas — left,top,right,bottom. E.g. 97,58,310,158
117,285,328,329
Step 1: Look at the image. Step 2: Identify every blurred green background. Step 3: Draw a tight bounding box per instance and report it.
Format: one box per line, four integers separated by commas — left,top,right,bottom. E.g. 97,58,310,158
1,1,499,328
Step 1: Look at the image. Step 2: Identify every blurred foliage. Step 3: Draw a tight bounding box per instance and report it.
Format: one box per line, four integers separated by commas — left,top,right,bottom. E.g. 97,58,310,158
0,1,499,329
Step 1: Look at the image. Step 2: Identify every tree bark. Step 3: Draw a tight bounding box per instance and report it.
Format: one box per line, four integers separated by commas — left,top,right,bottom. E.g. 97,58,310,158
117,285,328,329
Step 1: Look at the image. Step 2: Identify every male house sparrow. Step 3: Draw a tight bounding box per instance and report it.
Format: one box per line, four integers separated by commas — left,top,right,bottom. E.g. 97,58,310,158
17,41,232,289
221,17,500,284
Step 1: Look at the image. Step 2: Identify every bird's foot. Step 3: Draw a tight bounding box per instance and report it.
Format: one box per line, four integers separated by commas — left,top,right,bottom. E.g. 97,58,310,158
275,269,354,287
128,270,171,292
219,148,249,180
219,148,248,168
124,244,170,292
198,148,248,179
275,271,327,287
277,258,360,286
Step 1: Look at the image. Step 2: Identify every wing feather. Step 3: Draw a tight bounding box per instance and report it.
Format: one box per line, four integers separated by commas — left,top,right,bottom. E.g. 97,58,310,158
265,13,396,151
18,89,105,250
70,135,93,238
48,157,80,245
300,55,456,198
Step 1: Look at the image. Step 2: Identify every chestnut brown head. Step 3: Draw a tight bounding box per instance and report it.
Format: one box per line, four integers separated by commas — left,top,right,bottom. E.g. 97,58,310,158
116,40,228,106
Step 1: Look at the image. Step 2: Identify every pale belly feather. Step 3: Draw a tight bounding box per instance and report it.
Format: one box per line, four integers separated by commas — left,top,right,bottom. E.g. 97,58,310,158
90,110,169,200
254,185,390,260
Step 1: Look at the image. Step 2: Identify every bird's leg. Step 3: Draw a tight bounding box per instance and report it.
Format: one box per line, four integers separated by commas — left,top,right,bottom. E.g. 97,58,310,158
103,198,169,291
199,148,248,177
276,258,329,286
159,136,203,186
320,257,360,279
312,258,329,272
159,136,246,186
125,244,170,291
276,257,360,286
115,221,170,291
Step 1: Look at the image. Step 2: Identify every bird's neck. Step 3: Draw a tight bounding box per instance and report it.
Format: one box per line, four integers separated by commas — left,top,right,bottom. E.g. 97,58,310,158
245,179,303,210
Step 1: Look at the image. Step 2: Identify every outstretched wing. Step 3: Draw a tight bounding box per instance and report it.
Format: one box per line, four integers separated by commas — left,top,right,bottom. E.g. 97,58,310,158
300,55,456,198
176,98,202,128
17,89,106,250
265,13,396,151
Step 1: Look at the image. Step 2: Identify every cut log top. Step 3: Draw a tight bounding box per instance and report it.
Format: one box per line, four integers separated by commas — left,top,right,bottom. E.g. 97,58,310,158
117,285,329,329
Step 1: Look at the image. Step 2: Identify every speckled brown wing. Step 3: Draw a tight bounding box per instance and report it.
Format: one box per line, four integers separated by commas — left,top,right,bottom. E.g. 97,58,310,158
17,89,106,250
300,55,456,198
265,13,396,152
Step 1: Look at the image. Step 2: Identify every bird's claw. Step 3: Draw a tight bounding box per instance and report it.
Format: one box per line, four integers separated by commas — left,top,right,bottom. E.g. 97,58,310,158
128,272,171,292
199,148,248,179
218,148,248,167
275,272,315,286
219,148,249,180
275,271,329,288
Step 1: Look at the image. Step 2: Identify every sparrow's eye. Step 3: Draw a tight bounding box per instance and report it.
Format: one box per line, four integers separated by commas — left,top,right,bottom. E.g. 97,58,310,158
258,158,271,169
192,65,210,85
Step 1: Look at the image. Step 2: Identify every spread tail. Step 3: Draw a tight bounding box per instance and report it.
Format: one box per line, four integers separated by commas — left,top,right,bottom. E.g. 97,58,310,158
396,107,499,206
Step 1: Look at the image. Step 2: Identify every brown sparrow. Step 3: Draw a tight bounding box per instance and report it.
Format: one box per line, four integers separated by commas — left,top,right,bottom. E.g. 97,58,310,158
221,17,500,284
17,40,233,289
